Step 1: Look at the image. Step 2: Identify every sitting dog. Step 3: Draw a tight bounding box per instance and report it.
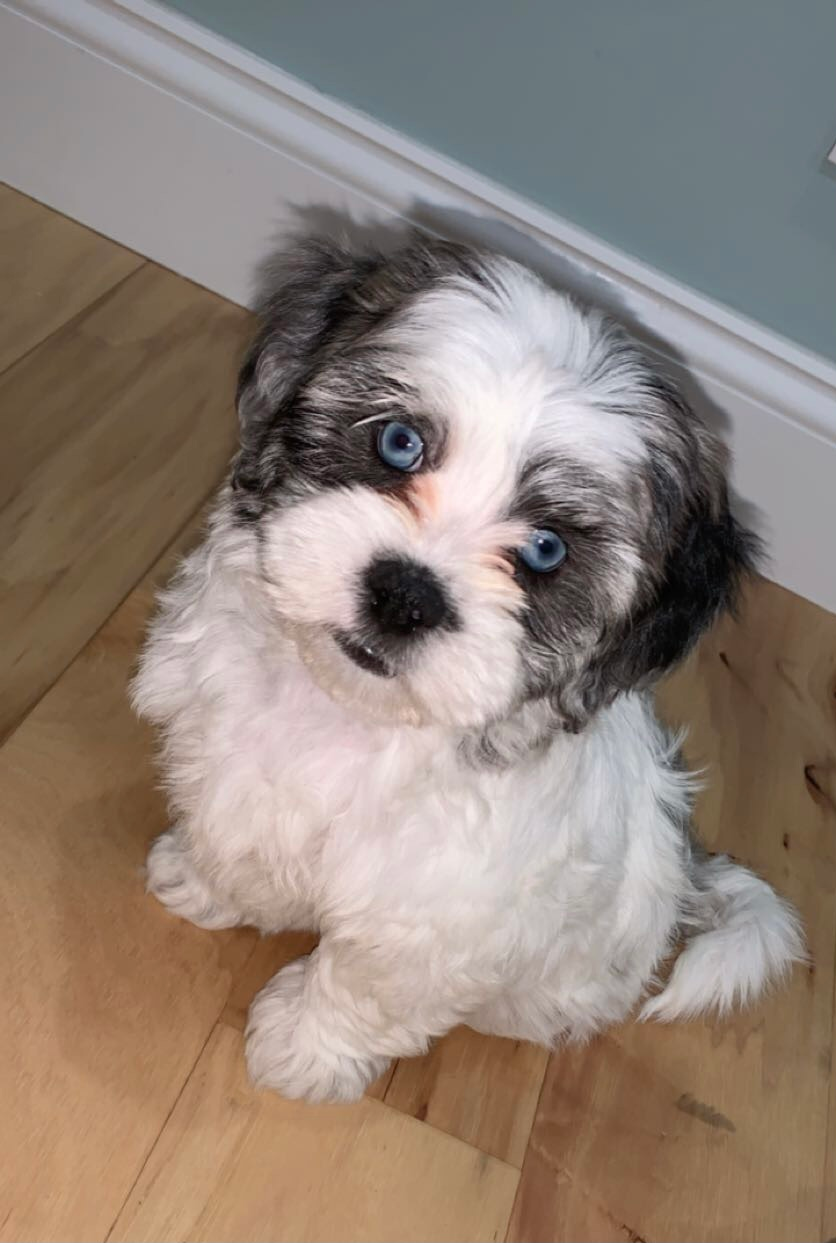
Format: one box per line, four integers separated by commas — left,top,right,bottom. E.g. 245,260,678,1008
133,232,803,1102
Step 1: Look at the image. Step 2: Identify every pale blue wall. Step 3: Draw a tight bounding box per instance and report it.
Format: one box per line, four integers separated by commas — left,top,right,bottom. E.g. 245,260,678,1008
165,0,836,363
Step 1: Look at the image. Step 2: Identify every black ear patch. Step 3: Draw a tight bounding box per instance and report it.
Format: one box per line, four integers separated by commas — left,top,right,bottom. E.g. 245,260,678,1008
568,487,758,730
230,230,494,518
232,238,380,505
545,351,760,733
614,495,756,679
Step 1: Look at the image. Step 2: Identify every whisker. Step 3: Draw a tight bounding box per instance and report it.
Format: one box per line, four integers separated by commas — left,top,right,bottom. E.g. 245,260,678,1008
351,411,394,429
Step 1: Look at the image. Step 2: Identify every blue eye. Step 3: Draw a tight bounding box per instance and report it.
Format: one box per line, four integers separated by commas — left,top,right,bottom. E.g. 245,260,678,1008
519,529,567,573
377,421,424,472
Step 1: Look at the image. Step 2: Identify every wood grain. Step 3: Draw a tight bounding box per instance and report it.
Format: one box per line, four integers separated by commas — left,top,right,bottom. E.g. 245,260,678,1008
0,525,258,1243
3,193,836,1243
109,1022,519,1243
0,185,143,371
0,261,248,738
385,1027,548,1168
509,580,836,1243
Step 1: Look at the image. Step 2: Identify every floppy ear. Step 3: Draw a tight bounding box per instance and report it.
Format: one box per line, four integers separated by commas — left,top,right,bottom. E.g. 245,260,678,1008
564,417,759,730
233,237,378,494
607,490,757,685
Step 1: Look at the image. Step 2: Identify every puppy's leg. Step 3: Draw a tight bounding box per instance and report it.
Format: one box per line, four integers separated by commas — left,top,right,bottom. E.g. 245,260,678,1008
146,830,241,931
245,938,488,1103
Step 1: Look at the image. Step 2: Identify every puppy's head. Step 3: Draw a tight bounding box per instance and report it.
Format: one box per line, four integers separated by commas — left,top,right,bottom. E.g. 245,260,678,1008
233,233,755,733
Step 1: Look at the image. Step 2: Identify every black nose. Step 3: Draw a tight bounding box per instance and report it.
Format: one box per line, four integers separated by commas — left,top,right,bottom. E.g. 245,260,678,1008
364,557,450,636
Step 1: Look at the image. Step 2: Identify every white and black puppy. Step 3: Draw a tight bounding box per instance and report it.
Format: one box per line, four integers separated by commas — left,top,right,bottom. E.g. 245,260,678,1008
133,233,804,1102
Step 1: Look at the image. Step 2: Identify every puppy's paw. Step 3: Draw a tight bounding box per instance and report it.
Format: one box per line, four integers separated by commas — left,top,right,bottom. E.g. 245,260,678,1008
245,959,389,1103
145,831,240,930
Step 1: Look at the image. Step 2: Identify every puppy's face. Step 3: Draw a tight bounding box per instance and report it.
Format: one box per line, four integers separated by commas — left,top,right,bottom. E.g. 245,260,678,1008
234,236,753,733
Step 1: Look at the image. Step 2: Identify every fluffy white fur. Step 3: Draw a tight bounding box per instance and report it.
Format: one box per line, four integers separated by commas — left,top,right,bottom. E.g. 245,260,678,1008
133,243,804,1102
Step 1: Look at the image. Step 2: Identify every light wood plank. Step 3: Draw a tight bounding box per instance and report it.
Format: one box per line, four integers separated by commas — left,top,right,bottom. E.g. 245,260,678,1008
0,185,143,371
0,525,257,1243
815,692,836,1238
2,201,834,1241
0,262,248,738
385,1027,548,1168
509,579,836,1243
110,1023,519,1243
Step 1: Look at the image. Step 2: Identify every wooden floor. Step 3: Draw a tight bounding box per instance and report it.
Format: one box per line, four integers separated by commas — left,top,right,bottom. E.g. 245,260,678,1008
1,185,835,1243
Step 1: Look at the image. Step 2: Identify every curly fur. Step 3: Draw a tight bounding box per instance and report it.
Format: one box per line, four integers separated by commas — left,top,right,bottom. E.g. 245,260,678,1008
133,232,803,1102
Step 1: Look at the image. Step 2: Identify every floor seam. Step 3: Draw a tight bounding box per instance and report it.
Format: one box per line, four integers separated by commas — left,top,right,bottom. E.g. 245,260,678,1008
102,1018,219,1242
0,259,147,381
504,1048,551,1241
0,474,222,752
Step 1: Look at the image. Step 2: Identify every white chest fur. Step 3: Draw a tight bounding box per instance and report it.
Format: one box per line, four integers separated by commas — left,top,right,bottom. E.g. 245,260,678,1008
135,526,684,961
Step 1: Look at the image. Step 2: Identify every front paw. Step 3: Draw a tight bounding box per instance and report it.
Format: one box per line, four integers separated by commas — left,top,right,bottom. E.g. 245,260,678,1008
245,959,389,1103
146,831,240,930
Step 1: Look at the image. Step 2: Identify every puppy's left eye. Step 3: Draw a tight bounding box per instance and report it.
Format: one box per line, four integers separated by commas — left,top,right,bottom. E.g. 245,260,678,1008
519,529,567,573
377,421,424,472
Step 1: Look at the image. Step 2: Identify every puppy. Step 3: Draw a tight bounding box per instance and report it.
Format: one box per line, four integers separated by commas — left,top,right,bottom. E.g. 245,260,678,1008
133,232,804,1102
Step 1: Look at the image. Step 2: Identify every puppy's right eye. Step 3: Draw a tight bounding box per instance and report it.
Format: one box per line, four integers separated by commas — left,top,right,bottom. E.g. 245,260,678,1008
519,529,568,573
377,422,424,472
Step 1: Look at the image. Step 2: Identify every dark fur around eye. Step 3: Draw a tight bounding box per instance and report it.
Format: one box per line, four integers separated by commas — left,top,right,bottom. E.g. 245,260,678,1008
510,409,757,735
283,403,443,492
230,232,488,520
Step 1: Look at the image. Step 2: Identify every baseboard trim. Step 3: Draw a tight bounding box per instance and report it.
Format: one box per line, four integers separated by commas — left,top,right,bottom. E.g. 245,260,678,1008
3,0,835,611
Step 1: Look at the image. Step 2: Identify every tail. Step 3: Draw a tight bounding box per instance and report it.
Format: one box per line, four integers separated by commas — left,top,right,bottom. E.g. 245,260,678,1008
640,854,806,1023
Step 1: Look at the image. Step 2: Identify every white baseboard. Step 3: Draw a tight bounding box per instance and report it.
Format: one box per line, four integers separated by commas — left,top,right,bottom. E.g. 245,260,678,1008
3,0,835,612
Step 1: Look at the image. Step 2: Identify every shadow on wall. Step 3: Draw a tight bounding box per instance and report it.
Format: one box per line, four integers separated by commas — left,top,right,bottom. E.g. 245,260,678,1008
267,200,762,546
